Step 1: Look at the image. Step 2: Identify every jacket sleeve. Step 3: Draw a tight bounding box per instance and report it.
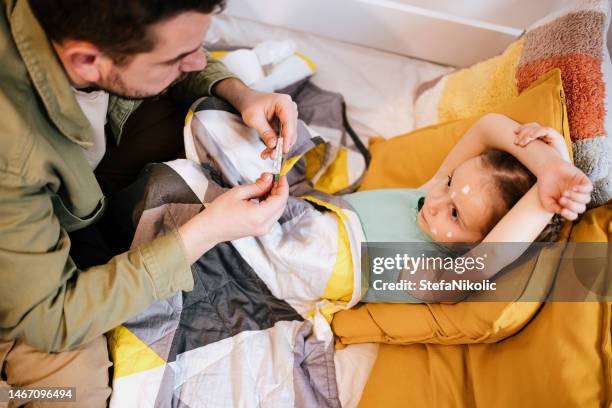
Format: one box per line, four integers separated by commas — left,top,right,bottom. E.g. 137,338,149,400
168,51,238,105
0,170,194,352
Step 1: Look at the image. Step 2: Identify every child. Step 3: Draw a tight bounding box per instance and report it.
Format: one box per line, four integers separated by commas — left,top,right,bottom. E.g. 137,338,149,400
342,113,591,301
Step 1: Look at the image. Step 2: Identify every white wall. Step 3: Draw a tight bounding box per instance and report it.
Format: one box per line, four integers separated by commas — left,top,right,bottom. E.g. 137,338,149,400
395,0,572,29
224,0,571,67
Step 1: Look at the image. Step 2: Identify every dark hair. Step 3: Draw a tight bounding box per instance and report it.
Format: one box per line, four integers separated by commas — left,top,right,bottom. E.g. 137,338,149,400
29,0,225,63
480,150,563,242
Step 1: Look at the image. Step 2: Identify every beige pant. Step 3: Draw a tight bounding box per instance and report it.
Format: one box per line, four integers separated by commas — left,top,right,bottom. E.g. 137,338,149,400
0,336,112,408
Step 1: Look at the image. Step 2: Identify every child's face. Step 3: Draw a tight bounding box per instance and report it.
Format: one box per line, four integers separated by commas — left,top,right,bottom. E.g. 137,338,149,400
417,157,497,243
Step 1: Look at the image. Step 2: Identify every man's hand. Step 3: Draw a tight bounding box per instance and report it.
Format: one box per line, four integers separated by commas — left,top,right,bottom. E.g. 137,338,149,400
178,173,289,264
537,159,592,220
238,90,298,159
213,78,298,159
203,172,288,241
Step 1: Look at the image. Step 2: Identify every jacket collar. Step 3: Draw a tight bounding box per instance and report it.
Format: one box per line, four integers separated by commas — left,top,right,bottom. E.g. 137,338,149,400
7,0,94,147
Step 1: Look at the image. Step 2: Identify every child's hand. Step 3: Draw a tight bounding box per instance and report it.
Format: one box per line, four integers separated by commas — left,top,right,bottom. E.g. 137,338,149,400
514,123,571,162
538,160,592,220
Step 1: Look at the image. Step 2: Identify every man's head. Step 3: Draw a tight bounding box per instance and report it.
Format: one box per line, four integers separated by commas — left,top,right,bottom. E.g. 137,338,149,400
29,0,225,98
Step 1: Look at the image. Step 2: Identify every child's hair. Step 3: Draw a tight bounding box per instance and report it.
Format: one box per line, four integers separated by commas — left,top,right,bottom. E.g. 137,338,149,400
479,150,563,242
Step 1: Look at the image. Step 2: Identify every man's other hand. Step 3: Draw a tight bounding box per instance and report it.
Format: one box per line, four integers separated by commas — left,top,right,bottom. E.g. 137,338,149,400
238,90,298,159
212,78,298,159
178,173,289,264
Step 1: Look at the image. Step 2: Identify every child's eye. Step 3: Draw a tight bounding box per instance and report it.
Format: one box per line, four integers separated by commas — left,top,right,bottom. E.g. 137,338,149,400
447,175,452,187
451,207,458,221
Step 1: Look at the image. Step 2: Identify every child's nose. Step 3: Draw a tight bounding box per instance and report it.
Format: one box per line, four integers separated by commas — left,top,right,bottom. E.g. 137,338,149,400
427,194,448,216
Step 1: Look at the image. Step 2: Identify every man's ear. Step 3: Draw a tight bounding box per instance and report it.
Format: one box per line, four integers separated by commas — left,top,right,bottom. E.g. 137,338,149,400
61,41,105,83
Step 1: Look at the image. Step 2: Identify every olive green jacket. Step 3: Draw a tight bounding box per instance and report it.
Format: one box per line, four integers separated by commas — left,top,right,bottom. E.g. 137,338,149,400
0,0,236,352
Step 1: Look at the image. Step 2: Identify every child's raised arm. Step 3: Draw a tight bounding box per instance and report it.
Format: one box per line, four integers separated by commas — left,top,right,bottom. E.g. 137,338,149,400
421,113,567,195
407,174,589,303
432,162,592,302
410,115,593,302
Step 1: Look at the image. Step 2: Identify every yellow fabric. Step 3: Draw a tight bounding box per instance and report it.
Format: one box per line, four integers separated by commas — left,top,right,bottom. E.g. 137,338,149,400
304,144,326,181
313,147,350,194
333,222,571,347
360,69,570,191
106,325,166,378
567,201,611,242
335,68,611,407
209,51,229,60
294,51,317,72
438,39,524,122
335,71,577,348
317,303,345,323
209,51,317,73
280,155,301,176
357,203,611,407
301,196,355,321
321,217,353,303
184,108,194,126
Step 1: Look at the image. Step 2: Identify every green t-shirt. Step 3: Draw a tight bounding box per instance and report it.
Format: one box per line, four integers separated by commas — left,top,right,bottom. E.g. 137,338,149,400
343,188,439,303
343,188,431,243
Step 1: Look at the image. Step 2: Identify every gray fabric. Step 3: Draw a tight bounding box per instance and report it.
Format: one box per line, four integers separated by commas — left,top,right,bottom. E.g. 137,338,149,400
155,365,182,408
306,190,356,213
153,366,195,408
122,164,305,361
191,116,245,185
290,82,346,139
572,136,611,181
291,122,325,156
572,136,612,206
287,81,367,194
126,290,182,361
292,322,341,408
131,203,202,250
279,196,316,225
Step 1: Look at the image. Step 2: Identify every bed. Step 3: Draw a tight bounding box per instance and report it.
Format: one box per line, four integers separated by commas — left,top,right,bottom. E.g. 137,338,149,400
107,1,612,406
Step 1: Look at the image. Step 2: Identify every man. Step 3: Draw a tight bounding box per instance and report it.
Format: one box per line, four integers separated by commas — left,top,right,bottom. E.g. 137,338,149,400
0,0,297,406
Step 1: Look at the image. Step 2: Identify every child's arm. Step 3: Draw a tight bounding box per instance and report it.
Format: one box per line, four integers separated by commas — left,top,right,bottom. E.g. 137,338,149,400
420,113,565,192
409,118,593,302
467,126,592,276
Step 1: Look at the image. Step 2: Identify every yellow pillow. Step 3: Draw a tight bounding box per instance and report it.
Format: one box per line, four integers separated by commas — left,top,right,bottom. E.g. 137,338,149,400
333,69,572,347
413,1,611,208
350,204,611,408
360,69,571,191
